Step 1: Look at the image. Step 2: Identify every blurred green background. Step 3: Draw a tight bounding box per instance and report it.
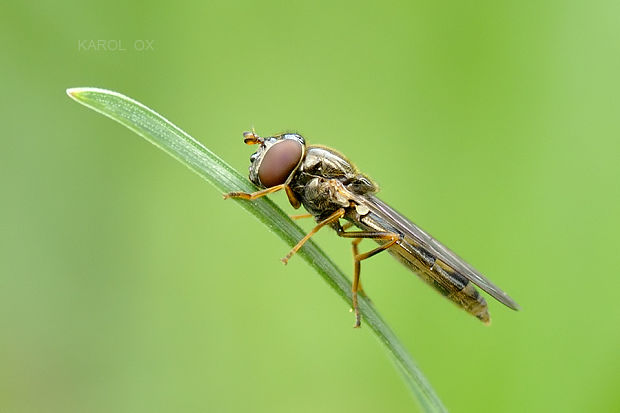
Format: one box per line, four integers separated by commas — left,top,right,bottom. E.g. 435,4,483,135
1,1,619,412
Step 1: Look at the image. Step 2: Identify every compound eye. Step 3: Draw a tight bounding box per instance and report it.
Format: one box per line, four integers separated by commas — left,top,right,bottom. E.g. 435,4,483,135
258,139,303,187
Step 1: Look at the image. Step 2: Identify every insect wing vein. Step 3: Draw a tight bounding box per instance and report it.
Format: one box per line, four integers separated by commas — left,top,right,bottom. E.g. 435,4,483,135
354,193,520,310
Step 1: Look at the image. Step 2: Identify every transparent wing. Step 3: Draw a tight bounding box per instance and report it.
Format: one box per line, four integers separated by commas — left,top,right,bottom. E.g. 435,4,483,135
356,193,520,310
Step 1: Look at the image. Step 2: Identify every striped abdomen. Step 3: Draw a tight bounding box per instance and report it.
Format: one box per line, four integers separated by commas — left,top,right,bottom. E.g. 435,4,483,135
387,236,490,323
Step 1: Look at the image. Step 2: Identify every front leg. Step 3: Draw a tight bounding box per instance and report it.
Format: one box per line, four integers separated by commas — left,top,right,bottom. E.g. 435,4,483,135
224,183,301,209
223,184,287,200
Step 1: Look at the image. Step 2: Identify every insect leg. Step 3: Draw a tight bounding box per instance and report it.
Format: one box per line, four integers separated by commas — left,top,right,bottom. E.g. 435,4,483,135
224,184,301,209
289,213,313,220
337,229,400,328
281,208,346,264
350,239,370,299
223,184,287,200
289,214,355,224
285,185,301,209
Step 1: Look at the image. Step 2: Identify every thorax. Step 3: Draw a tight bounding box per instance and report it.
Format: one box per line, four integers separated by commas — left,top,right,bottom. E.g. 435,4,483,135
290,145,377,220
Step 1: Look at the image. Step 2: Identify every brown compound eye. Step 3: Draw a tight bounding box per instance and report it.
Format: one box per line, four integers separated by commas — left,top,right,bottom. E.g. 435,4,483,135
258,139,303,187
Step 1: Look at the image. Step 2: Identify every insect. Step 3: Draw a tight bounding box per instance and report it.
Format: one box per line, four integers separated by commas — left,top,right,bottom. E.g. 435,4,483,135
224,131,520,327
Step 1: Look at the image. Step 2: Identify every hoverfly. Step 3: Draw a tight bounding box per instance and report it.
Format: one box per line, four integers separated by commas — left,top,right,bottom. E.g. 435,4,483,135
225,131,520,327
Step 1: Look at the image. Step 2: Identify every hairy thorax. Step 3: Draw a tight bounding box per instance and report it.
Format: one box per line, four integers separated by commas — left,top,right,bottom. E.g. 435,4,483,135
290,145,377,219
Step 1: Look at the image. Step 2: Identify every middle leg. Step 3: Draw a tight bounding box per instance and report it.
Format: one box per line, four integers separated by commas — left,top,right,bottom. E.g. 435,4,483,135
281,208,346,264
